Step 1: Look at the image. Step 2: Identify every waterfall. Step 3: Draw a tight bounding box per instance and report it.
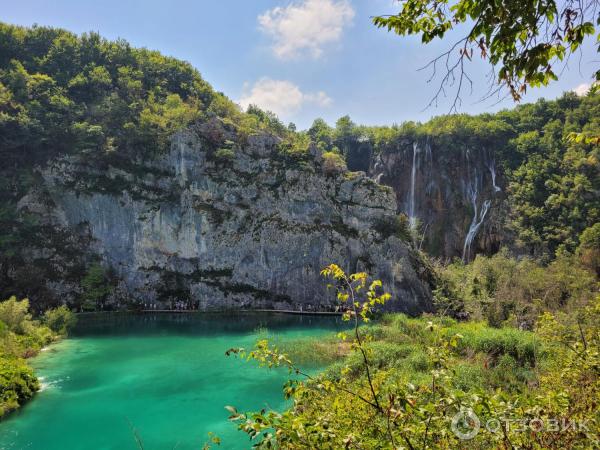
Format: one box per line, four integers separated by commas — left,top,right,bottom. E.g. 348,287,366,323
372,154,384,184
462,191,491,262
408,142,420,229
425,141,434,195
461,149,493,262
487,159,501,193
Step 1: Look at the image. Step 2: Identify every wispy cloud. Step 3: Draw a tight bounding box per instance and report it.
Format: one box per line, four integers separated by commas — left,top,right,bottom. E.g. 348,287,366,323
239,78,332,119
258,0,355,60
573,83,591,96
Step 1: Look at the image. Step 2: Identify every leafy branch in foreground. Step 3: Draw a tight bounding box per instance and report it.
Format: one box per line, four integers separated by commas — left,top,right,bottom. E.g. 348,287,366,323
224,264,468,448
223,266,599,449
373,0,600,111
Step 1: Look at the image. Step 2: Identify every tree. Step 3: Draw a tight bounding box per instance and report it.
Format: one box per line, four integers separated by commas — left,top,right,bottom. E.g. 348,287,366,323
43,305,77,335
308,118,334,151
80,264,112,311
334,115,358,154
374,0,600,110
578,222,600,275
0,296,31,334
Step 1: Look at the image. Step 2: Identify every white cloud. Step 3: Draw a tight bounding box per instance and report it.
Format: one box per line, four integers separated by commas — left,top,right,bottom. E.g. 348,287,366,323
573,83,591,96
258,0,355,59
238,78,332,119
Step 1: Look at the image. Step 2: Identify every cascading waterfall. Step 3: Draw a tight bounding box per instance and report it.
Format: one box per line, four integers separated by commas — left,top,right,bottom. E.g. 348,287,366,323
462,196,491,261
425,141,434,195
462,149,492,262
372,154,384,184
463,184,492,262
489,164,500,192
408,142,420,229
486,157,501,192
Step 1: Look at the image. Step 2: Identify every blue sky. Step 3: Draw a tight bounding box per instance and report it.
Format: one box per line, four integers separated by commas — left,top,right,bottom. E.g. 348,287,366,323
3,0,597,129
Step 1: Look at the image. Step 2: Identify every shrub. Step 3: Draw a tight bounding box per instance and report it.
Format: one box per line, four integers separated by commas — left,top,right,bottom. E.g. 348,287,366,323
214,147,235,162
44,305,77,336
0,358,39,417
433,250,597,327
321,151,347,175
0,296,32,334
373,213,411,241
0,297,73,417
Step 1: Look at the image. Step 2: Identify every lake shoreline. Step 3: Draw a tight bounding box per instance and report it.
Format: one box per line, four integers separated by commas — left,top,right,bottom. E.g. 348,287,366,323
0,312,344,449
75,309,344,316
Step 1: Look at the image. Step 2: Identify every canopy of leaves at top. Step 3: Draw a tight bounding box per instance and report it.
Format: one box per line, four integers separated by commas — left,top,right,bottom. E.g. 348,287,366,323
373,0,600,107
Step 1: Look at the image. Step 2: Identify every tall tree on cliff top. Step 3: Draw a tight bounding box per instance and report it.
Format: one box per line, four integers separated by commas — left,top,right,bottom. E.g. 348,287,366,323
373,0,600,111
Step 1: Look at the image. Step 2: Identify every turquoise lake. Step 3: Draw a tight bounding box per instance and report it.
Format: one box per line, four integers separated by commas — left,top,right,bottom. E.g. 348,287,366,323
0,313,344,450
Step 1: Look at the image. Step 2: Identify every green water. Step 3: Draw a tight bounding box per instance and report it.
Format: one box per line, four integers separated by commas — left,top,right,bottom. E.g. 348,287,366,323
0,312,344,450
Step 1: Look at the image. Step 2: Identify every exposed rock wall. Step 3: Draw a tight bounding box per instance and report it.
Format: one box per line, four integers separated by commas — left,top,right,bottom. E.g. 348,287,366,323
362,139,506,259
15,125,432,313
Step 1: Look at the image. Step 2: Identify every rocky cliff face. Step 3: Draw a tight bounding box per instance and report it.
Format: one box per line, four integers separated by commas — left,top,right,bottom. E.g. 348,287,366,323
14,122,432,313
349,139,506,260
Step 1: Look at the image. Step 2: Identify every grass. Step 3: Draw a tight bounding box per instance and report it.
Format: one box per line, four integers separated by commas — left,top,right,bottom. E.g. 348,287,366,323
260,313,548,395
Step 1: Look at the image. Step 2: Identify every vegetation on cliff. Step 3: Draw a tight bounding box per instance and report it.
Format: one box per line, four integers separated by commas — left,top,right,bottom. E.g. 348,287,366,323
306,92,600,258
0,296,75,417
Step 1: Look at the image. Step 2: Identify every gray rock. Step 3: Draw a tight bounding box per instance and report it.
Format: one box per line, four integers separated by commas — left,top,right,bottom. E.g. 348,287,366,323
35,126,432,313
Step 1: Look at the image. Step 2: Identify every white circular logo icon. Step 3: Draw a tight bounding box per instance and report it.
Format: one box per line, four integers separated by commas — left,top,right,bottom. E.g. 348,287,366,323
451,409,481,440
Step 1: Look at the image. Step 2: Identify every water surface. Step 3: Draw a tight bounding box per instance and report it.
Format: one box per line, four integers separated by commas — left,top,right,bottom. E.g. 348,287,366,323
0,312,343,450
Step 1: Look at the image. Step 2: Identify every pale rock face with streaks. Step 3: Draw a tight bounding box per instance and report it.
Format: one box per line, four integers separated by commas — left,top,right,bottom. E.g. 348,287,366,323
20,121,432,312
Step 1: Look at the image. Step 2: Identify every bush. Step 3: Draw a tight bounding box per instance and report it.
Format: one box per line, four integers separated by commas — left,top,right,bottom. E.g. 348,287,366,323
433,250,597,327
0,296,32,334
0,297,72,417
373,214,411,241
214,147,235,162
44,305,77,335
0,358,39,417
321,151,347,175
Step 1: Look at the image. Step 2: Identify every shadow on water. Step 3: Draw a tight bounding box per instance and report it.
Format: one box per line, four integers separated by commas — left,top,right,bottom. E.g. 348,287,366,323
72,311,346,337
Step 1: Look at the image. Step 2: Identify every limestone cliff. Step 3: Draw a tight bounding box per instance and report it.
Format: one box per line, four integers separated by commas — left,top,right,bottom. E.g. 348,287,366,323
13,121,432,313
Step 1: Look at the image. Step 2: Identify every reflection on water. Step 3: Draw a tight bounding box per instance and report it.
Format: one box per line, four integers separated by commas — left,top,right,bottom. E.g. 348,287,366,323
0,312,344,450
